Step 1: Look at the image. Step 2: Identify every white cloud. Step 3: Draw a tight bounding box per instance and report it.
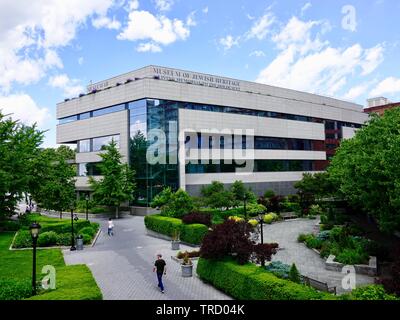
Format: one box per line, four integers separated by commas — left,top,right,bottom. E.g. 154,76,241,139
48,74,84,98
249,50,266,57
301,2,312,16
202,6,209,14
186,11,197,27
136,42,162,53
128,0,139,10
0,0,117,92
370,77,400,97
0,93,50,126
246,12,276,40
343,83,371,100
256,16,385,97
92,16,121,30
154,0,174,12
219,35,240,51
117,9,191,47
78,57,84,65
246,14,255,20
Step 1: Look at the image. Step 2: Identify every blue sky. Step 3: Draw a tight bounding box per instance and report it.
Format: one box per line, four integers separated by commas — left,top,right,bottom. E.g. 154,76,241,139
0,0,399,147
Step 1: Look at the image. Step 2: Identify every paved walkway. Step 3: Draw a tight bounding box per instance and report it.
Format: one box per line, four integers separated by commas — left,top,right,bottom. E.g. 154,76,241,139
63,216,231,300
262,218,375,294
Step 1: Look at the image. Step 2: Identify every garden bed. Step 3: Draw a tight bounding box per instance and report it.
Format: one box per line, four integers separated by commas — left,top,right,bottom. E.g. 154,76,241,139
326,254,378,276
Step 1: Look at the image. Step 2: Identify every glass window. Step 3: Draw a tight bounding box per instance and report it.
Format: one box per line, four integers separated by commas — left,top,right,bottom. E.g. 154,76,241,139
59,115,78,125
78,139,91,153
92,104,125,117
128,100,147,116
79,112,91,120
92,135,120,152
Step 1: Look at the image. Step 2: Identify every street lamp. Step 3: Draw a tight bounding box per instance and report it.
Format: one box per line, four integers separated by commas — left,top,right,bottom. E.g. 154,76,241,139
85,194,89,221
257,213,265,267
70,202,77,251
29,222,41,295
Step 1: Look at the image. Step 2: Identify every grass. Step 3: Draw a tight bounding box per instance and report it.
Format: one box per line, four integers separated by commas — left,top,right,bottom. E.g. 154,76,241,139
0,232,102,300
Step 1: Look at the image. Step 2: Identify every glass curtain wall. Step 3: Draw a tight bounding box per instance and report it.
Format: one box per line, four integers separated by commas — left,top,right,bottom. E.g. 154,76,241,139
129,99,179,207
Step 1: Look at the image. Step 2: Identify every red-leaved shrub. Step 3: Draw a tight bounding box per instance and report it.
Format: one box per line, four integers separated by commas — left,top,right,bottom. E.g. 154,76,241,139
182,212,212,227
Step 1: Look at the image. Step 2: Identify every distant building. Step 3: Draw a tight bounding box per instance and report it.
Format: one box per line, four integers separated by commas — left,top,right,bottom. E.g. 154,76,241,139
364,97,400,115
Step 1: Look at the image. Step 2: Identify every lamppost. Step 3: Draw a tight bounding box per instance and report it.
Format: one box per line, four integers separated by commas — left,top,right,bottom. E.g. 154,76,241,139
257,213,265,267
70,202,76,251
29,222,41,295
85,194,89,221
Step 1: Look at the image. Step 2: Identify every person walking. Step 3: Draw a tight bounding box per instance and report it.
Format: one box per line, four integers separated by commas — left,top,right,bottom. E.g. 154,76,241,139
153,254,166,293
108,218,114,236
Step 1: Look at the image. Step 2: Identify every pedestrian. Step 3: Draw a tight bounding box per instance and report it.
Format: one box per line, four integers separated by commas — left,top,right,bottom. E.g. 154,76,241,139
108,218,114,236
153,254,166,293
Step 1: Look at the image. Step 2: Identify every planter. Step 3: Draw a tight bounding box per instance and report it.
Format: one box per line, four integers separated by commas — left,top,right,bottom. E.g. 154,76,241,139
171,240,180,250
181,264,193,277
325,254,378,276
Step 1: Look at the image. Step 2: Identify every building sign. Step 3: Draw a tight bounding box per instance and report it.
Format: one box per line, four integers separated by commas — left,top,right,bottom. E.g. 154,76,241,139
87,81,110,92
153,67,241,92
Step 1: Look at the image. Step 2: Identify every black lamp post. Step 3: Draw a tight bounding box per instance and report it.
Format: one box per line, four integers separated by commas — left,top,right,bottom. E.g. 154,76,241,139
70,202,76,251
258,213,265,267
85,194,89,221
29,222,41,295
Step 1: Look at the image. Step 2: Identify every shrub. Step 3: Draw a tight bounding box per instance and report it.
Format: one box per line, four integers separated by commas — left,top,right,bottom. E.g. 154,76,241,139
200,219,254,265
177,250,200,259
13,230,32,248
263,213,279,224
144,215,208,245
281,201,301,213
316,230,331,241
309,204,324,216
79,227,96,237
267,196,285,213
0,279,32,300
160,189,195,218
201,181,234,210
263,190,275,198
335,248,369,265
248,219,258,227
303,234,323,249
56,233,71,246
228,216,245,223
288,263,302,284
265,261,291,279
197,258,331,300
246,203,266,217
341,285,398,300
37,231,58,247
82,233,92,244
253,243,279,264
182,212,212,227
0,220,20,231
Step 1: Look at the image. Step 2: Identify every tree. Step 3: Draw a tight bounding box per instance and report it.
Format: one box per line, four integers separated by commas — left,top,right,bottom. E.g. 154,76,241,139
89,140,136,219
201,181,233,211
230,180,256,219
0,112,44,218
328,109,400,234
158,189,195,218
288,263,301,283
150,187,173,209
31,147,76,219
294,172,334,200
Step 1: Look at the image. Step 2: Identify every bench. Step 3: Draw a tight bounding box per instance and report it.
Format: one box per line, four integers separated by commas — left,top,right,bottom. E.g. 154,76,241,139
302,276,337,295
280,212,298,220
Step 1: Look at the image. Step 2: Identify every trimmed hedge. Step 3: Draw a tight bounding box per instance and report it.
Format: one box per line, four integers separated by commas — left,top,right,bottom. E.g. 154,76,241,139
0,279,32,300
196,258,333,300
144,214,209,245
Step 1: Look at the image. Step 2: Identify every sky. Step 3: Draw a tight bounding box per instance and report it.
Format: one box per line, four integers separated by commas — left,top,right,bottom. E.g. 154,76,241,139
0,0,399,148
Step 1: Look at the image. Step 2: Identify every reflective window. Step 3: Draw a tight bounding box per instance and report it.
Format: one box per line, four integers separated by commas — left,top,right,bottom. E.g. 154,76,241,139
92,135,120,152
78,139,91,153
92,104,125,117
78,163,87,176
79,112,91,120
59,115,78,124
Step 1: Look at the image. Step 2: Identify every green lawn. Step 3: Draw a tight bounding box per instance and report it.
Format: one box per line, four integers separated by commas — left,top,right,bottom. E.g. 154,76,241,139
0,232,102,300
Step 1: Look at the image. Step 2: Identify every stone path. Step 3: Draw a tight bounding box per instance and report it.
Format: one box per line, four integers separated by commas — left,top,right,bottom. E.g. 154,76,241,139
63,216,231,300
262,218,375,294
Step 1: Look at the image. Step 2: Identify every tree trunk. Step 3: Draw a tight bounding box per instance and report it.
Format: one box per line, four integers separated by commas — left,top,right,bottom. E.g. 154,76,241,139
115,206,119,219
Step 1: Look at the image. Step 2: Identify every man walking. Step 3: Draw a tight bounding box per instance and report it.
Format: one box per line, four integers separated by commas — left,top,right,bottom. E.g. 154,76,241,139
108,218,114,236
153,254,166,293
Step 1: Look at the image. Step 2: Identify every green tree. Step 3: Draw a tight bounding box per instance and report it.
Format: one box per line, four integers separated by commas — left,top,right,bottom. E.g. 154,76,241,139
160,189,195,218
89,140,136,219
230,180,257,219
288,263,301,283
150,187,173,209
31,147,76,219
0,112,44,218
329,109,400,234
294,172,333,200
201,181,233,211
